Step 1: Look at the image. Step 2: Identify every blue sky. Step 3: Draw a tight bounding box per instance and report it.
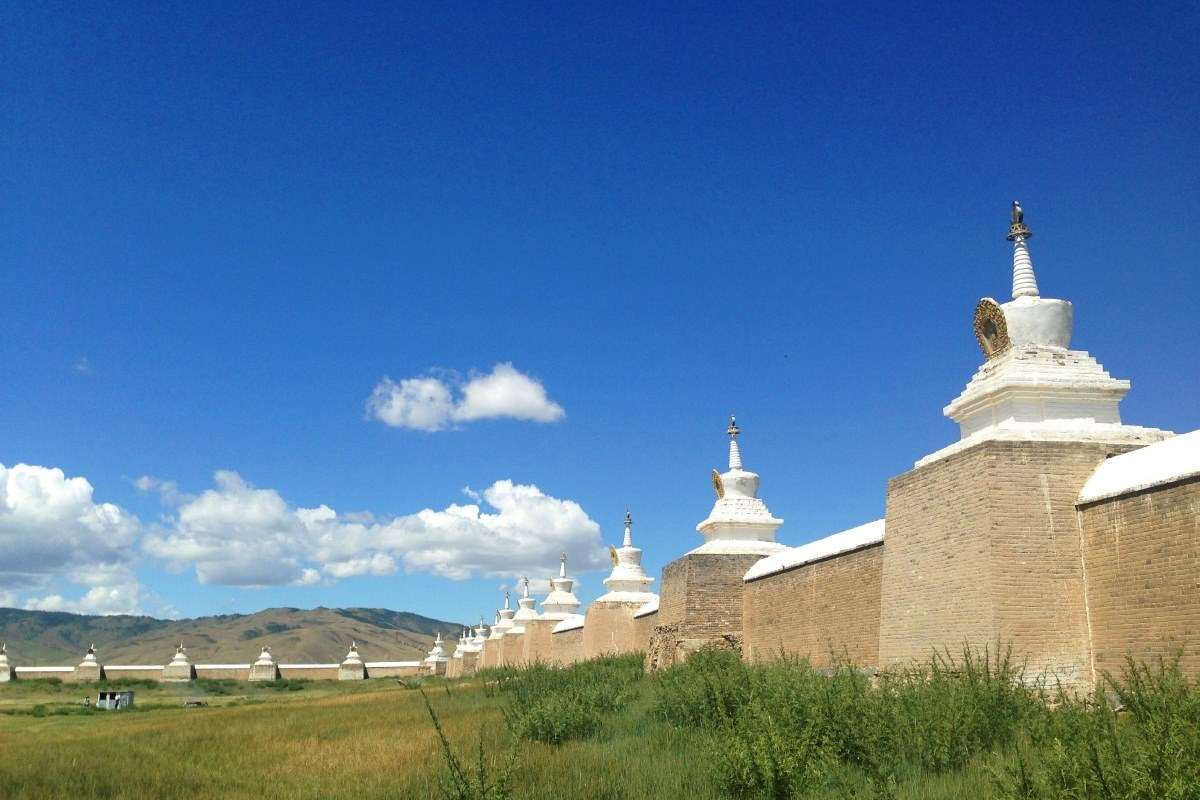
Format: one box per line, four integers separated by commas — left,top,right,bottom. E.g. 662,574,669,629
2,2,1197,625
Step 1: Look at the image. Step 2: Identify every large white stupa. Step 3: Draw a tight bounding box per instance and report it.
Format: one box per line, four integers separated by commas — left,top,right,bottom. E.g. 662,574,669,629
919,201,1170,465
690,417,786,556
594,511,657,604
541,553,582,621
509,577,540,633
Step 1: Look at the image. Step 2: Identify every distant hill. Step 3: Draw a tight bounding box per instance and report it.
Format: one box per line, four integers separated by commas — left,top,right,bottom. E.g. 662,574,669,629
0,607,463,665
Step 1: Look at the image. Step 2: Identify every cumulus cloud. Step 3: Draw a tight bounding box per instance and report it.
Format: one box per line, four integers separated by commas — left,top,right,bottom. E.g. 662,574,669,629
366,363,565,432
0,463,153,615
142,471,606,588
132,475,190,506
0,463,140,590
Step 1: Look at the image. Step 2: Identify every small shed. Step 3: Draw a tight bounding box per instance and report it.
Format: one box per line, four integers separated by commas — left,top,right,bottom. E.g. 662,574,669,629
96,690,135,710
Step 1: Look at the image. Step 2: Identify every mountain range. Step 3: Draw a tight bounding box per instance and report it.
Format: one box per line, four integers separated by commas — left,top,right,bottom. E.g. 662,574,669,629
0,607,463,665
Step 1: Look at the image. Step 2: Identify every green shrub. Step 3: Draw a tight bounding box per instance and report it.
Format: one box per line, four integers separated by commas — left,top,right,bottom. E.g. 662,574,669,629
999,654,1200,799
499,653,643,745
421,689,516,800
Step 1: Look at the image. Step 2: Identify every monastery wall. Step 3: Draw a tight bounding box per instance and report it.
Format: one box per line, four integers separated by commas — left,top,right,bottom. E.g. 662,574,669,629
582,602,648,659
278,665,340,680
742,542,883,667
880,440,1132,685
520,619,558,665
1079,476,1200,680
550,626,583,666
103,666,165,681
634,609,658,646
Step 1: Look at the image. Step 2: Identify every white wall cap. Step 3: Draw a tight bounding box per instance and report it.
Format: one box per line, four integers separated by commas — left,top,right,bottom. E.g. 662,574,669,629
277,664,340,669
686,539,788,556
195,664,252,669
364,661,421,668
551,615,585,633
593,590,659,605
1079,429,1200,505
14,666,76,673
744,519,885,582
103,665,163,670
633,597,660,618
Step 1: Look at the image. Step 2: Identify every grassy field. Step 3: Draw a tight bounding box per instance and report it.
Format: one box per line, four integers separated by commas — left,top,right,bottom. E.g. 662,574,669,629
1,649,1197,800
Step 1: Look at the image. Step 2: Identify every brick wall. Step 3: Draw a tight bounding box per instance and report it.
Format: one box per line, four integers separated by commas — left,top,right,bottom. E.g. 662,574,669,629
550,627,583,666
583,602,648,659
647,552,763,669
880,439,1134,686
1080,477,1200,680
742,543,883,667
520,619,559,665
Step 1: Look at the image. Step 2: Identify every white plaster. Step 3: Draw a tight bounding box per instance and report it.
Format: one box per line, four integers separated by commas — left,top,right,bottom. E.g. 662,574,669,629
364,661,421,668
692,419,785,555
633,597,659,618
104,665,162,671
552,615,585,633
920,343,1171,467
595,512,657,604
15,666,76,673
1078,429,1200,505
744,519,885,582
540,554,582,618
278,664,339,669
195,664,252,670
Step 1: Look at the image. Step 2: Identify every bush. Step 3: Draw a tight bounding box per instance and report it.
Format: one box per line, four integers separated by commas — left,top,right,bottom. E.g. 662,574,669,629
999,654,1200,799
498,653,643,745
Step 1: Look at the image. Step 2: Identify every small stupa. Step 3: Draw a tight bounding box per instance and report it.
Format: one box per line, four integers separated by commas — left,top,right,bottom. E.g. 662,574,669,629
584,511,660,657
76,642,104,681
920,201,1170,465
469,619,488,652
494,591,516,635
249,645,280,681
164,642,196,682
596,511,657,604
510,577,540,631
541,553,582,622
339,640,366,680
424,632,450,675
691,417,786,556
0,642,12,683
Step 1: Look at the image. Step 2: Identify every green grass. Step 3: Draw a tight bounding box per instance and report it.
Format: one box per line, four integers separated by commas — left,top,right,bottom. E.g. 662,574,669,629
1,649,1197,800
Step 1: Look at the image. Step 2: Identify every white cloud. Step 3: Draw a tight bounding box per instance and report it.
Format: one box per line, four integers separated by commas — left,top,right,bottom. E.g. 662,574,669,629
0,590,16,608
366,363,565,432
132,475,190,505
0,463,139,592
24,581,145,616
142,471,606,588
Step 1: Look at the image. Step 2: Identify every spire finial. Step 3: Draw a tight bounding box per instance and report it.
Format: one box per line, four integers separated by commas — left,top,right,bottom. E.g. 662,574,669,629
1007,200,1039,299
727,415,744,470
521,576,530,597
1,641,6,654
435,631,442,644
177,641,185,654
88,642,95,654
503,590,510,609
623,509,633,547
559,551,567,578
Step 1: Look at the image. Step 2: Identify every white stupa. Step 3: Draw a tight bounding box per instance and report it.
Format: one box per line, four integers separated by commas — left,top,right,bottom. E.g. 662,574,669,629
249,645,279,681
690,417,786,556
425,633,449,663
164,641,195,682
919,201,1171,465
541,552,583,621
595,511,657,604
486,611,504,643
339,640,366,680
469,619,488,652
508,577,540,633
451,629,469,660
80,643,100,668
0,641,12,682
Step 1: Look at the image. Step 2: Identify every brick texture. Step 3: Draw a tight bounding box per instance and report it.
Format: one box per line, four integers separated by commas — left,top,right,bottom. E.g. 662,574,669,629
742,543,883,667
550,627,583,666
879,439,1134,687
520,619,559,665
647,551,762,669
583,602,649,659
1080,477,1200,680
